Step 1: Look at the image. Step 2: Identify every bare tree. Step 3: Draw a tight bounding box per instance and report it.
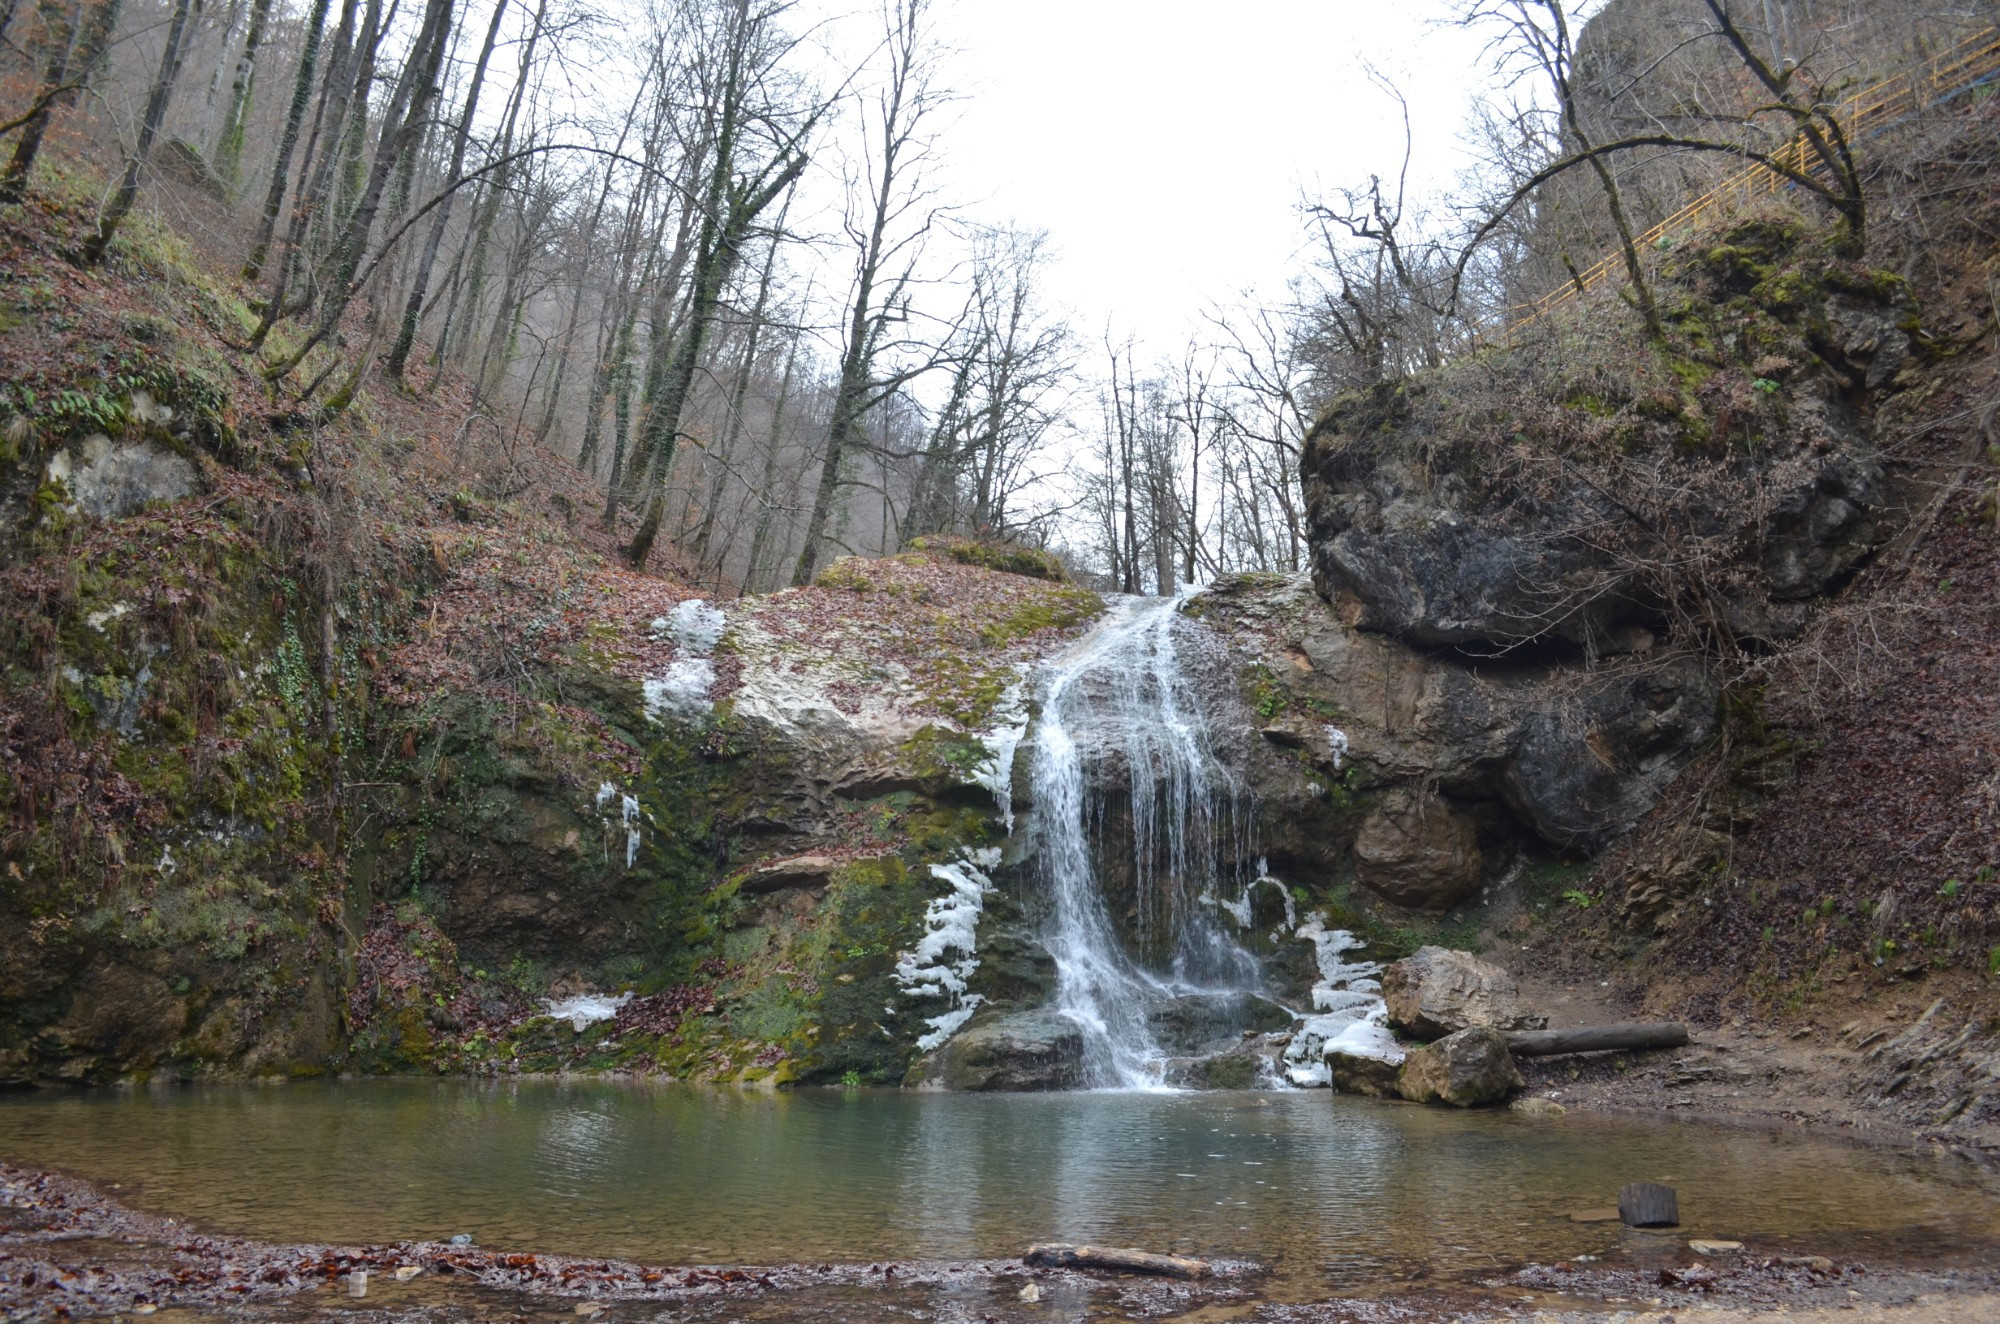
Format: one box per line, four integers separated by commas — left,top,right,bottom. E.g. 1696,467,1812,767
789,0,949,586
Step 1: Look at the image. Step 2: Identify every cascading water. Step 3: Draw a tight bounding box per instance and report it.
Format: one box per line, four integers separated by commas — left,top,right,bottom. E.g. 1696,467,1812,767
1030,594,1265,1087
1026,592,1396,1090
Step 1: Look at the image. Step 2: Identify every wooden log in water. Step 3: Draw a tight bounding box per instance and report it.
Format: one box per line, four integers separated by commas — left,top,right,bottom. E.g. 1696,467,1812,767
1619,1182,1681,1228
1024,1243,1212,1279
1503,1022,1689,1057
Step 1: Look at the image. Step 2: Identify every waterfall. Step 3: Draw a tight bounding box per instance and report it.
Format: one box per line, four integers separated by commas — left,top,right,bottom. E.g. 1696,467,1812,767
1029,594,1263,1088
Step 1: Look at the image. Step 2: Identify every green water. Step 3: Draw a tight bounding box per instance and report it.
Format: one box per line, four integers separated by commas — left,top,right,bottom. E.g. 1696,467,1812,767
2,1081,1994,1288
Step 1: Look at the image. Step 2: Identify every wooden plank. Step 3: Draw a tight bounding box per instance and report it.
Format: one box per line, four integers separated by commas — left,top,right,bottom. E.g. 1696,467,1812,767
1503,1022,1690,1058
1023,1244,1212,1280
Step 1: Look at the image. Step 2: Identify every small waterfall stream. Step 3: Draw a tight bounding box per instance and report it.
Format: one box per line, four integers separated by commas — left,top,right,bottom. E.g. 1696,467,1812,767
1027,592,1385,1089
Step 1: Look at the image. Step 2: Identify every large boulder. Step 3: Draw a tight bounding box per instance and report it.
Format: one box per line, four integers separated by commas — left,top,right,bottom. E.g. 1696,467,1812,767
1382,946,1546,1040
1327,1048,1402,1098
1352,791,1483,911
905,1010,1083,1091
1395,1027,1524,1107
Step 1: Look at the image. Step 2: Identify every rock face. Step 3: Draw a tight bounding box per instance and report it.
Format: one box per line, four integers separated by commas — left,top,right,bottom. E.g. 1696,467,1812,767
46,435,198,518
1395,1027,1524,1107
1382,947,1546,1040
1199,219,1918,912
1353,791,1483,911
905,1010,1084,1091
1327,1048,1403,1098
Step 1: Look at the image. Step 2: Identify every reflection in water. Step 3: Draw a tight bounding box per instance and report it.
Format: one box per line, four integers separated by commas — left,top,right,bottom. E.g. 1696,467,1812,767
2,1080,1994,1298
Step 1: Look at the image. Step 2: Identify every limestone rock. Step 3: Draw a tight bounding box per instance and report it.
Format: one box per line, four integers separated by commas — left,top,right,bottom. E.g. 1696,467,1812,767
906,1010,1082,1091
1395,1027,1524,1107
46,435,197,519
1382,946,1546,1040
1352,790,1482,911
1326,1049,1402,1098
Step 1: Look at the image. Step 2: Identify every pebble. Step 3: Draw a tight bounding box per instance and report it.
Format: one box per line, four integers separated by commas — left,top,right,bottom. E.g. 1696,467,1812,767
1689,1239,1744,1254
1018,1283,1042,1302
574,1302,605,1316
393,1265,422,1281
133,1307,157,1317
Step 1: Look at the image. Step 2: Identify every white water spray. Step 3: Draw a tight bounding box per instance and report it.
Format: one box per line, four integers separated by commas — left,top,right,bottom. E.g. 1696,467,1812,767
1030,595,1264,1088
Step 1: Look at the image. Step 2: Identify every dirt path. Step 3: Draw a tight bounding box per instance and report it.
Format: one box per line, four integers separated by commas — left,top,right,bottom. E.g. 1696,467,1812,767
1501,962,2000,1157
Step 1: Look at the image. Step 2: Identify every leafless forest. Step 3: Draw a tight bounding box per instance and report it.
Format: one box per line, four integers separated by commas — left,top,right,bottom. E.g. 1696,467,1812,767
2,0,1991,593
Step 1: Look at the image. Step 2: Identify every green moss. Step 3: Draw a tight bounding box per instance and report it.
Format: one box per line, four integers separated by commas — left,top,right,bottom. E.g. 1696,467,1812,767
909,535,1069,582
812,557,877,591
976,586,1103,646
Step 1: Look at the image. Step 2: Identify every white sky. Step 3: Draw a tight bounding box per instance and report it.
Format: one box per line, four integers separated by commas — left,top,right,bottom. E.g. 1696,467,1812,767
920,0,1498,353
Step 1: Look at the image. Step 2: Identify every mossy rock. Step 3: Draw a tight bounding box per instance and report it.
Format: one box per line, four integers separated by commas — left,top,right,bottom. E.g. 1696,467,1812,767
908,535,1068,582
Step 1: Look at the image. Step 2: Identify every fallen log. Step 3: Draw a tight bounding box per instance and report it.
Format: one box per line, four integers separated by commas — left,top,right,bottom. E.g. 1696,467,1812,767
1503,1022,1689,1057
1023,1243,1211,1279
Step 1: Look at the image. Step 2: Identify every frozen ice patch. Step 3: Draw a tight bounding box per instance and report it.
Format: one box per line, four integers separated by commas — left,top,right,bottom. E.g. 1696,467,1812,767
663,598,726,654
542,992,631,1032
1324,726,1348,771
643,599,726,723
621,794,642,868
1281,914,1393,1086
644,658,717,722
971,669,1029,832
894,852,998,1051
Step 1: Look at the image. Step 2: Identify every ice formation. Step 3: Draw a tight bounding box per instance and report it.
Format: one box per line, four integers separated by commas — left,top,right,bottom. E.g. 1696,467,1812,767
643,599,726,722
542,992,632,1031
1279,916,1400,1087
893,850,999,1051
970,669,1029,832
621,794,642,868
1324,725,1349,771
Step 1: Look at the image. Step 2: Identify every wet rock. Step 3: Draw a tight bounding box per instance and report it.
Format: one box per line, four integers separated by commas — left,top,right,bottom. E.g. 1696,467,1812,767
1382,946,1546,1040
1395,1027,1524,1107
1326,1049,1402,1098
46,435,198,519
1509,1095,1567,1116
905,1010,1082,1091
1352,790,1483,911
1148,993,1294,1054
1163,1044,1274,1090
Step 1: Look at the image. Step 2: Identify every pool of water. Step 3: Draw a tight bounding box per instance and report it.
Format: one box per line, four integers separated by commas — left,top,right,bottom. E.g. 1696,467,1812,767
2,1081,1994,1293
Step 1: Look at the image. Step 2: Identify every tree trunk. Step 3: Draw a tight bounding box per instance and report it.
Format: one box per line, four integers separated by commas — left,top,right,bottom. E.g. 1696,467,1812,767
211,0,273,192
82,0,199,264
246,0,365,347
240,0,331,279
263,0,455,386
1503,1023,1690,1057
382,0,507,382
1023,1245,1210,1280
2,0,123,205
624,157,803,569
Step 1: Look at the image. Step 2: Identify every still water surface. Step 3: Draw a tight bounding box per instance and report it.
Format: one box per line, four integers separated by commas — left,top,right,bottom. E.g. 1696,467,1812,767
2,1081,1994,1284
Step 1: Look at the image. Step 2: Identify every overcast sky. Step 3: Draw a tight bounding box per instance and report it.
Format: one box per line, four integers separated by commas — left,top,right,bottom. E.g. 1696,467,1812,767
913,0,1499,354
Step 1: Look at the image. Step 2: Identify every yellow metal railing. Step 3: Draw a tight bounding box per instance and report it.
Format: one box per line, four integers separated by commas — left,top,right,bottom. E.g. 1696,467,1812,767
1512,24,2000,326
